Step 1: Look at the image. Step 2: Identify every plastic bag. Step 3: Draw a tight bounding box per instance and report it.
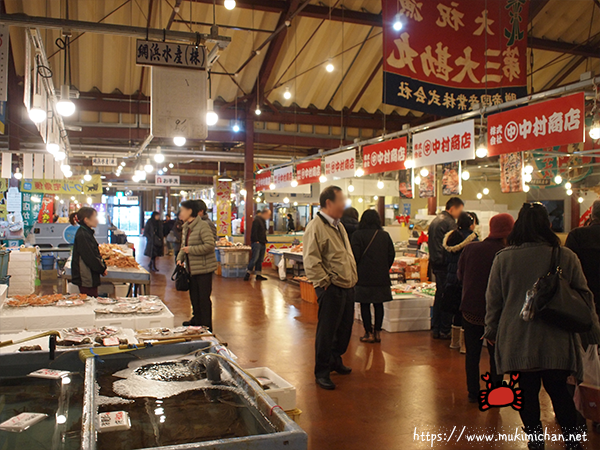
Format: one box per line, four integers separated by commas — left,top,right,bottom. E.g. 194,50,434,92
574,345,600,422
583,344,600,387
277,257,287,281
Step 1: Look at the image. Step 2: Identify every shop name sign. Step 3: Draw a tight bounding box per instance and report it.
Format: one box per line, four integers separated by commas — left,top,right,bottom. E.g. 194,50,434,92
155,175,180,186
487,92,585,157
273,166,293,188
256,171,271,191
413,119,475,168
92,157,117,166
324,150,356,179
296,159,321,185
21,175,103,195
363,137,407,175
136,40,206,70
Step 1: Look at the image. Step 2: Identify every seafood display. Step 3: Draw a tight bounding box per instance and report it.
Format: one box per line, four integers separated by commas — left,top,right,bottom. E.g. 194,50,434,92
216,238,250,250
57,326,130,347
6,293,89,307
98,244,139,269
135,326,211,341
391,282,436,297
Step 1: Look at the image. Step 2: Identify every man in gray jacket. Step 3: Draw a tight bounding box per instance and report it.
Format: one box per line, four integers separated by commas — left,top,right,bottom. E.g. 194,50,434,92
304,186,358,390
428,197,463,339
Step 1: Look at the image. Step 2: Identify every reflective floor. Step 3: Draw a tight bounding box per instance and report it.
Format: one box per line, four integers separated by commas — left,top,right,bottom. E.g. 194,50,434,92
112,244,599,449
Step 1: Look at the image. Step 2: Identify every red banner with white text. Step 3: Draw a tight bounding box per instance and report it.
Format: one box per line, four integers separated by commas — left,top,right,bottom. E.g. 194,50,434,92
296,159,321,185
487,93,585,156
382,0,528,116
363,137,407,175
256,171,271,191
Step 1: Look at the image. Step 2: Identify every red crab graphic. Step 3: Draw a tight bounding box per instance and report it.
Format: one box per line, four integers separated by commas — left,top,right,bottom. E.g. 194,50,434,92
478,372,523,412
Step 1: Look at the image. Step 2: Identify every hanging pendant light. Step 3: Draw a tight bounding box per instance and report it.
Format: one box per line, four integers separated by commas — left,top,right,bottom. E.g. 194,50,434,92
83,169,92,181
57,85,76,117
29,94,47,123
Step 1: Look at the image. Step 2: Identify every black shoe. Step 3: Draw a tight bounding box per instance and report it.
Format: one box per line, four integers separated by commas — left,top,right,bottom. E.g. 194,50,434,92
439,332,452,340
373,330,381,343
182,320,193,326
432,331,441,339
360,332,373,343
243,273,250,281
332,364,352,375
256,275,267,280
468,393,478,403
316,376,336,390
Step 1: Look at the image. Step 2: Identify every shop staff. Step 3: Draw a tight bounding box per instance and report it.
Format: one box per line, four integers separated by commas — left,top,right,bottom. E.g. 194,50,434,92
304,186,358,390
177,200,218,330
69,207,107,298
244,208,271,281
428,197,464,340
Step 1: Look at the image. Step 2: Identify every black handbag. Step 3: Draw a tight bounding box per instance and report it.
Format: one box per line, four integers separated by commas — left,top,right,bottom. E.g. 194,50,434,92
172,263,190,291
528,247,593,333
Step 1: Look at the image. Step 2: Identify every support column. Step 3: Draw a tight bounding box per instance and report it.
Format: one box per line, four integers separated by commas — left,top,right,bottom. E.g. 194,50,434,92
428,197,437,216
570,194,581,230
244,117,254,246
377,196,385,225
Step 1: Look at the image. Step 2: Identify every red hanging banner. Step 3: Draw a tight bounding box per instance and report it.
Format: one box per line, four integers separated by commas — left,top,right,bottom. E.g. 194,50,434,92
487,93,585,156
256,171,271,191
296,159,321,185
37,195,54,223
362,137,407,175
382,0,528,116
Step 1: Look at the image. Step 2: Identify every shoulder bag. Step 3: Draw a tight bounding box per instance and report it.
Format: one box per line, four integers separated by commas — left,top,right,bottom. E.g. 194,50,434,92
522,246,593,333
361,230,379,258
171,228,191,291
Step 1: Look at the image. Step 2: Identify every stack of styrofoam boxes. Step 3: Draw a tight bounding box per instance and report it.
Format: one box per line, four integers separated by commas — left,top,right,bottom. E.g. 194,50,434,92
382,295,434,332
7,251,36,296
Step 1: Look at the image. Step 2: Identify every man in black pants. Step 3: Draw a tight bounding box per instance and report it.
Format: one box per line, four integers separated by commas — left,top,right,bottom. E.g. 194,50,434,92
303,186,358,390
244,209,271,281
428,197,464,339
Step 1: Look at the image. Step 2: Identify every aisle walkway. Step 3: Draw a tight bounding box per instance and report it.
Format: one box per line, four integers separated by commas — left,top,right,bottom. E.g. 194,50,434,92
141,249,599,450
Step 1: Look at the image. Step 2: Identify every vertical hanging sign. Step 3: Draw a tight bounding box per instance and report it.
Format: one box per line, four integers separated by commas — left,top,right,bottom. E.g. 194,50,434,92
382,0,528,116
296,159,322,185
256,171,272,191
215,180,231,237
273,166,293,188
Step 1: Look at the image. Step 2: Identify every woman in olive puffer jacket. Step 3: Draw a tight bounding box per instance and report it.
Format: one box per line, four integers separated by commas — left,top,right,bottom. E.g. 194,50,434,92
177,199,217,330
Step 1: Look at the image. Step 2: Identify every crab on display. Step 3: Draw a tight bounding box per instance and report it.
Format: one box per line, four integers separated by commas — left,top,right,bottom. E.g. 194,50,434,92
478,372,523,412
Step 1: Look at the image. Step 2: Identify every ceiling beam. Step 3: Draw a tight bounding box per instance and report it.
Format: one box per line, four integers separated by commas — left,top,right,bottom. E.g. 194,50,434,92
528,36,600,59
529,0,551,21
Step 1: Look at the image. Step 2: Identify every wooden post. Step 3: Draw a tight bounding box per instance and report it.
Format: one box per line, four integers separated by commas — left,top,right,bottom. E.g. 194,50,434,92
427,197,437,216
570,194,581,230
377,196,385,224
244,117,254,246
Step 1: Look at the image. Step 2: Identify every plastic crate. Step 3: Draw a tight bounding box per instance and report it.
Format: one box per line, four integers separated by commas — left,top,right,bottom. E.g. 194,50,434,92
221,264,247,278
219,249,250,266
245,367,296,410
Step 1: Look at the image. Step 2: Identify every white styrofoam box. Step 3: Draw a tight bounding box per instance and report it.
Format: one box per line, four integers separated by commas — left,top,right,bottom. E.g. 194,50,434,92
134,309,174,329
114,284,129,298
0,285,8,307
245,367,296,411
0,303,96,332
8,282,35,296
386,296,434,310
8,251,36,262
382,317,431,333
7,260,36,271
67,283,80,294
384,306,431,321
94,315,137,329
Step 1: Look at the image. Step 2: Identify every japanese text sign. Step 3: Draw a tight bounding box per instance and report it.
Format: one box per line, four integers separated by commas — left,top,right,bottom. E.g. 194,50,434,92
37,195,54,224
413,119,475,167
256,171,272,192
21,175,102,195
215,180,231,236
487,92,585,156
92,157,117,166
363,137,407,175
155,175,180,186
136,40,206,70
382,0,528,116
296,159,322,185
324,150,356,180
273,166,293,189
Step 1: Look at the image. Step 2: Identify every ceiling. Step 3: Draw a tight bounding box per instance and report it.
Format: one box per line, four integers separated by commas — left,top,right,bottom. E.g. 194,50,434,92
3,0,600,179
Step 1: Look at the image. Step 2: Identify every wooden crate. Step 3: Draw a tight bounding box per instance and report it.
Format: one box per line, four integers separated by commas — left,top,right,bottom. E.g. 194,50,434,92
299,279,317,304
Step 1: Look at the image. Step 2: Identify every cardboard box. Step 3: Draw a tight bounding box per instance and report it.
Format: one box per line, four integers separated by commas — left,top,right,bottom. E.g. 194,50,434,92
39,270,57,281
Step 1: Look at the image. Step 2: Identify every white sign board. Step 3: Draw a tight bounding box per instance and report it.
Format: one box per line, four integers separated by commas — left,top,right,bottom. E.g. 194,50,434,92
151,66,207,140
6,187,22,212
324,150,356,180
136,40,206,70
273,166,293,188
0,24,9,102
92,157,117,166
413,119,475,168
155,175,180,186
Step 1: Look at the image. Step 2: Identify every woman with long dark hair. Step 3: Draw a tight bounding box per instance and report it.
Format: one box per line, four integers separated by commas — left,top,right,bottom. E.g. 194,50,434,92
177,200,217,329
351,209,395,343
69,207,107,297
485,203,600,450
143,211,163,272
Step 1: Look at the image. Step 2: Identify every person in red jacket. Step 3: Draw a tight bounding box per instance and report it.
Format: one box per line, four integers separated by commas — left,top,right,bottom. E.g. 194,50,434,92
457,213,514,403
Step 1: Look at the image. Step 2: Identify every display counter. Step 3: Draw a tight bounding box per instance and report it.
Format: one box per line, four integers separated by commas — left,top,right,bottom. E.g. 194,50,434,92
62,258,150,295
232,233,303,265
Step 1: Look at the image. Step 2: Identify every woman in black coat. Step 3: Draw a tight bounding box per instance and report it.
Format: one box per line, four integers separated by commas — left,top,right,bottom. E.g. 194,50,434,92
341,207,360,240
351,209,396,343
143,211,164,272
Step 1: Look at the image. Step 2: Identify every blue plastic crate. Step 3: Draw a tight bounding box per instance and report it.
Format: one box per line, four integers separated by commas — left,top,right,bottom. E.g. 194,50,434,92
221,264,246,278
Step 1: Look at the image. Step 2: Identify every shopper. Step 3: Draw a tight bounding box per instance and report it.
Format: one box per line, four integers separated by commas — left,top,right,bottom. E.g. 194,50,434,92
167,211,184,263
566,200,600,316
485,203,600,449
286,213,295,233
428,197,464,339
244,208,271,281
197,200,217,242
177,199,218,330
340,207,359,240
143,211,163,272
351,209,395,343
163,213,175,255
442,212,478,350
304,186,358,390
69,207,107,297
457,213,514,403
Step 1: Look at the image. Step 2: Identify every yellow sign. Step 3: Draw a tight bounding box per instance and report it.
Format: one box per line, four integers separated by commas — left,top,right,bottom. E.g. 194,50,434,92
20,175,102,195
